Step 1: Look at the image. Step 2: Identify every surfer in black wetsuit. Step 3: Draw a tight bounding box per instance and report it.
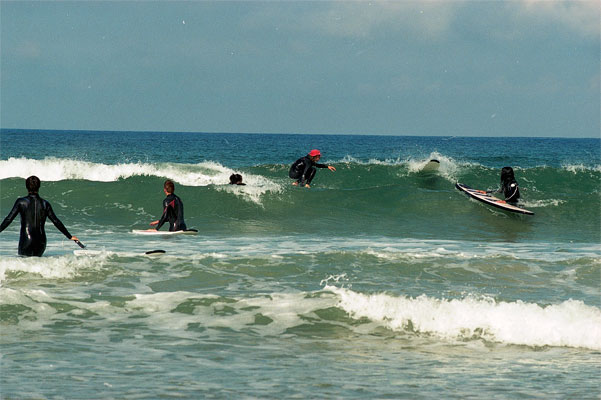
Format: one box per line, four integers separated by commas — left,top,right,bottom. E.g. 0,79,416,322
488,166,521,204
150,180,187,231
289,149,336,188
0,176,80,256
229,174,246,185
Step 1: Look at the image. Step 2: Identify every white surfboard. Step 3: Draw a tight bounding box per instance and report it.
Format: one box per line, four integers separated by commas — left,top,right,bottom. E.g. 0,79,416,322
455,183,534,215
132,229,198,236
421,159,440,172
74,249,166,256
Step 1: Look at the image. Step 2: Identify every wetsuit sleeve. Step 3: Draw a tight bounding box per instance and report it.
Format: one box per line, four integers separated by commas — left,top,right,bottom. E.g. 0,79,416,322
315,163,329,168
156,199,170,230
0,199,21,233
46,202,73,239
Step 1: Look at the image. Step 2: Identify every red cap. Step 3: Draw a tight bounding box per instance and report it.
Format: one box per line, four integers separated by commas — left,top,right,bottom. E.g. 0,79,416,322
308,149,321,157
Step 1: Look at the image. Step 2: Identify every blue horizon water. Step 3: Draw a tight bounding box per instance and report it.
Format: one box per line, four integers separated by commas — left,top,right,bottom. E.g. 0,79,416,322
1,129,600,399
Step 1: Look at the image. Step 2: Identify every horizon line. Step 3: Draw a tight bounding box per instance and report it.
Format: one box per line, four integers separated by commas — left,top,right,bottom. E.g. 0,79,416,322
0,127,598,140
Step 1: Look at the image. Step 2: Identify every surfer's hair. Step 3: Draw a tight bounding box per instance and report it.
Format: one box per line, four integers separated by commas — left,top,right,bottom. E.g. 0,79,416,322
26,176,41,194
501,167,515,183
164,180,175,194
229,174,243,185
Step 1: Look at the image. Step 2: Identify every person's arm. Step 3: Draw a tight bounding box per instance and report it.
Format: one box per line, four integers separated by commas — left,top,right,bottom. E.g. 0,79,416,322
315,163,336,172
46,202,73,239
486,185,502,194
0,199,21,233
154,200,170,230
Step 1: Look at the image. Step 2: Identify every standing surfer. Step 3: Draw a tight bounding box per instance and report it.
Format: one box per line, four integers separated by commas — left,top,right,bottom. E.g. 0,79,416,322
149,180,187,231
0,176,81,256
289,149,336,188
488,166,521,204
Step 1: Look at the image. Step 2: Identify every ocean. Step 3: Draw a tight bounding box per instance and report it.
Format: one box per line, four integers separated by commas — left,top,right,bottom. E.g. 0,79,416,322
1,129,600,399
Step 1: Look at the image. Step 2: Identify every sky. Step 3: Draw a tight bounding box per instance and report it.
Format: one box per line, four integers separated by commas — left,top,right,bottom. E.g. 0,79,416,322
1,1,599,138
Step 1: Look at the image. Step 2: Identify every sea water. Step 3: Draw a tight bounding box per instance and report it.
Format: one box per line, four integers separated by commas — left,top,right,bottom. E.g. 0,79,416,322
0,130,599,399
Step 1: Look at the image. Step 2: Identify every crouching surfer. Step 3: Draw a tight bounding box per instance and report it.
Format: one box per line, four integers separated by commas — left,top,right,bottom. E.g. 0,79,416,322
149,179,187,231
488,166,521,204
289,149,336,188
0,176,82,256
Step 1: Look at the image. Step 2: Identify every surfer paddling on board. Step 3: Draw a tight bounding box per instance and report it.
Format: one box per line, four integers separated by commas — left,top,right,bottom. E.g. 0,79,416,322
289,149,336,188
149,180,187,231
0,176,82,256
487,166,521,204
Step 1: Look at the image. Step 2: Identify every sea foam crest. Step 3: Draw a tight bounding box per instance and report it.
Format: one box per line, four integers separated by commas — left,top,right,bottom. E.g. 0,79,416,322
336,152,469,182
0,157,281,203
561,163,601,174
0,253,106,284
327,286,601,350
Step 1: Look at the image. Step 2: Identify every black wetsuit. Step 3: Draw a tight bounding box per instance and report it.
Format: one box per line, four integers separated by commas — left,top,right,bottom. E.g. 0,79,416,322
289,156,329,186
0,194,72,256
493,180,520,204
156,193,187,231
501,179,520,203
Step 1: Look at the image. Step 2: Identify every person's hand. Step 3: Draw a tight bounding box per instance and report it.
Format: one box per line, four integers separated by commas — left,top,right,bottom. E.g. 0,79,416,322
150,220,159,226
305,184,311,189
70,236,80,242
328,166,336,172
292,182,298,186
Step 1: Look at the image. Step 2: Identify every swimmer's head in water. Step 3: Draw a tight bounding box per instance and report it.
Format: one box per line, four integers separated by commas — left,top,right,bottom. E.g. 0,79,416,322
26,176,41,194
229,174,244,185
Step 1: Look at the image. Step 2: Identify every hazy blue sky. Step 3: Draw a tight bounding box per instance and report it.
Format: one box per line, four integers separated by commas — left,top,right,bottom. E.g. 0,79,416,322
1,1,599,137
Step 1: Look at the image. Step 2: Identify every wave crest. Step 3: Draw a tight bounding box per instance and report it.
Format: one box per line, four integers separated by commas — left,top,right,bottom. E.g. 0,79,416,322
328,286,601,350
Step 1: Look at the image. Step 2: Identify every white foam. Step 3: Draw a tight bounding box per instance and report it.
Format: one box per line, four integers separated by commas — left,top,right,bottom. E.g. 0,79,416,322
122,291,333,337
0,253,106,284
561,163,601,173
0,157,282,204
520,198,565,208
327,286,601,350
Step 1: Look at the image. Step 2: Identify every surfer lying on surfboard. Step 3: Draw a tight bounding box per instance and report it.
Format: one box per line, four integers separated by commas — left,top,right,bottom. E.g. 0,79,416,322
487,166,521,204
148,179,188,232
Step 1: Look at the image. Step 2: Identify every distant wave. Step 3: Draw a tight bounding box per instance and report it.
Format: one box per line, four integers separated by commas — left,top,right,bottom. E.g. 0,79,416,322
327,286,601,350
561,163,601,173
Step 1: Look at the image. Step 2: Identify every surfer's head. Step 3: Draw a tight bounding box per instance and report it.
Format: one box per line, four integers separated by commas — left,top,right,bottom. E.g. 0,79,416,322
163,180,175,194
229,174,244,185
308,149,321,161
26,176,41,194
501,166,515,183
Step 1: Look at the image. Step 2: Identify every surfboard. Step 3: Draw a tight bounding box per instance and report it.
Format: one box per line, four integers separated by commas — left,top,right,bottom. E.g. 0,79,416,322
74,249,166,256
455,183,534,215
131,229,198,236
421,159,440,172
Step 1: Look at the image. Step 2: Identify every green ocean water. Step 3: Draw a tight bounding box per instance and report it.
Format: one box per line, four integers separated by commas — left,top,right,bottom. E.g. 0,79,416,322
1,130,600,399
